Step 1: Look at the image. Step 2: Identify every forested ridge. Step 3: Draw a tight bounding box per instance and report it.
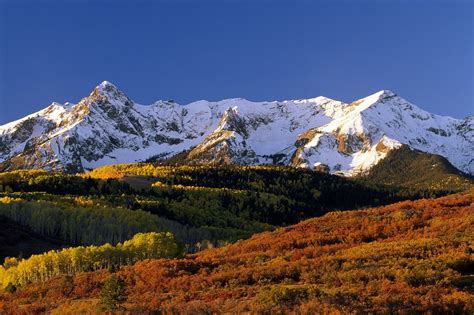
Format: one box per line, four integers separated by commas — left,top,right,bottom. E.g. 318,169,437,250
0,190,472,313
86,164,453,225
360,145,473,191
0,165,452,258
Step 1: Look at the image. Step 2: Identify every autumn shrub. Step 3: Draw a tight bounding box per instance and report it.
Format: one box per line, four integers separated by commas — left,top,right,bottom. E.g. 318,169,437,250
1,190,473,313
257,285,320,308
59,275,74,298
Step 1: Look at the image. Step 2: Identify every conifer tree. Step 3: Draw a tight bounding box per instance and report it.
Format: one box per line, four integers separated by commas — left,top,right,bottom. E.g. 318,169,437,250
99,275,127,311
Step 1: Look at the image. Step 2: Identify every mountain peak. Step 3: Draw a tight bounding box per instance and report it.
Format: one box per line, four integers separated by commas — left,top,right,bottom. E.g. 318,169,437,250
98,80,117,89
374,89,396,97
365,89,397,103
88,80,132,107
350,89,398,110
298,96,339,104
95,80,121,94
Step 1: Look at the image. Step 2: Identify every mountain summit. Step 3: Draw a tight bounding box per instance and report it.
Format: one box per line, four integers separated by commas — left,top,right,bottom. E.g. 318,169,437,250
0,82,472,175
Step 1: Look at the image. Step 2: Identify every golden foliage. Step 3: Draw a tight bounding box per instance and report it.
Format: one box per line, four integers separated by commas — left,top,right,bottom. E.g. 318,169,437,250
1,190,473,313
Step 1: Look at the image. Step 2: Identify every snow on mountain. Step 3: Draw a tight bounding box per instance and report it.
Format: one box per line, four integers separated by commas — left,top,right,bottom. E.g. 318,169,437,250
0,81,472,175
292,90,473,175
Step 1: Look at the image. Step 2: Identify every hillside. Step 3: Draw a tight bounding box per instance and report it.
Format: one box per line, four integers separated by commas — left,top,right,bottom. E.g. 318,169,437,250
361,145,473,191
0,82,472,176
0,190,472,313
0,165,443,253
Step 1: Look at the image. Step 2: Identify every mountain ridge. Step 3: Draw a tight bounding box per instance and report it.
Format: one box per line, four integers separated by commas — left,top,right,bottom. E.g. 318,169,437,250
0,81,472,175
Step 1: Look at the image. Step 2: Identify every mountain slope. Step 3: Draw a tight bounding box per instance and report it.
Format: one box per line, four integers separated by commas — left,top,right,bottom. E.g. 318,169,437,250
361,145,473,191
1,190,472,313
291,90,473,175
0,82,472,176
0,217,66,262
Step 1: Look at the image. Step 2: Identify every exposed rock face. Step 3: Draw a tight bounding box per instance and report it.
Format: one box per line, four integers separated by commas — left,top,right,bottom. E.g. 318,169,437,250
0,83,472,176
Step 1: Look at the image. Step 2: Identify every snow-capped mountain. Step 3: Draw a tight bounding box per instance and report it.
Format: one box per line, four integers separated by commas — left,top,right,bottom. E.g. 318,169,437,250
0,81,472,175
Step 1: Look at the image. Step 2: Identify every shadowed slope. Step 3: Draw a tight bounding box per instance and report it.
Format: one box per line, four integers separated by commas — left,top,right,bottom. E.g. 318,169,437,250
0,217,66,262
362,145,473,191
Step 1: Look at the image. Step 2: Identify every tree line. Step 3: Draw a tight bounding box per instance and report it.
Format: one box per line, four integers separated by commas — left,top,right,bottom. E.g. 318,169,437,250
0,232,179,290
0,196,167,246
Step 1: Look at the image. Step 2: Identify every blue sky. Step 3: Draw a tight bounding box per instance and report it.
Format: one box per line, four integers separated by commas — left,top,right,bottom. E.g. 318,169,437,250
0,0,473,124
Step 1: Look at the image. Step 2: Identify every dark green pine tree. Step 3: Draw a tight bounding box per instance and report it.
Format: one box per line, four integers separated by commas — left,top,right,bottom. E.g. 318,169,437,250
99,275,127,311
